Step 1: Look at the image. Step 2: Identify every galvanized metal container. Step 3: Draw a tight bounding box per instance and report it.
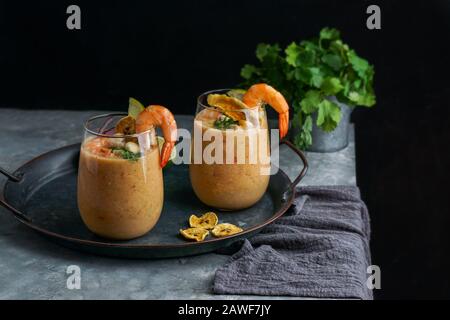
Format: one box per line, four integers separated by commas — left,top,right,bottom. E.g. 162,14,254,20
307,97,353,152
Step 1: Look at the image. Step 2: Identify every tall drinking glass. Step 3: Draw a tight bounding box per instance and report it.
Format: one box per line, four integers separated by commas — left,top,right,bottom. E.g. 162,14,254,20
189,89,271,210
77,113,163,240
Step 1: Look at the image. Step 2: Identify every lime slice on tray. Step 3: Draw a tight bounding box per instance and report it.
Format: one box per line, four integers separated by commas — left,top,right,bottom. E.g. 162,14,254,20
128,97,145,119
157,136,176,167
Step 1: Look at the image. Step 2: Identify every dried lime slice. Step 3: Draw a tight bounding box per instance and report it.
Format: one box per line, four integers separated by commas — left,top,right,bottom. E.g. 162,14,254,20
128,97,145,119
189,212,218,230
211,223,243,237
115,115,136,135
207,94,248,121
180,227,209,242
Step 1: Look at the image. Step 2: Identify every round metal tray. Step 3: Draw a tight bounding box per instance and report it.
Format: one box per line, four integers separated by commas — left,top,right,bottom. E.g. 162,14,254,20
0,141,307,259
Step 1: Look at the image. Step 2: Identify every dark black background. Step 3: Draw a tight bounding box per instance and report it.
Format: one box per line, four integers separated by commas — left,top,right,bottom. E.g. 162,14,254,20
1,0,450,299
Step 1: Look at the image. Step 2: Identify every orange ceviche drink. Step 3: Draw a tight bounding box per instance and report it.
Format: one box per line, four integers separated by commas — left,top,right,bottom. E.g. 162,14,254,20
189,84,289,210
77,101,177,240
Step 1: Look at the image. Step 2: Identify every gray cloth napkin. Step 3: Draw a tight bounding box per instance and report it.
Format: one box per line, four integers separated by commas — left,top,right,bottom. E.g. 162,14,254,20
213,186,372,300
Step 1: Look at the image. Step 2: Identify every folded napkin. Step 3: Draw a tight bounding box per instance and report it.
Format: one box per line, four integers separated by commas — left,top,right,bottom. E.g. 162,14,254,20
213,186,372,300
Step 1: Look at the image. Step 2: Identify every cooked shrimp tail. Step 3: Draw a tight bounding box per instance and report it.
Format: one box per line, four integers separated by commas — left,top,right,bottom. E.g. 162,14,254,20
136,105,177,168
159,141,175,168
242,83,289,139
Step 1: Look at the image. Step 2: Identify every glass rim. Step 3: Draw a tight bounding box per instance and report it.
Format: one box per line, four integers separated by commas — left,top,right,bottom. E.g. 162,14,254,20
197,88,261,112
84,112,154,138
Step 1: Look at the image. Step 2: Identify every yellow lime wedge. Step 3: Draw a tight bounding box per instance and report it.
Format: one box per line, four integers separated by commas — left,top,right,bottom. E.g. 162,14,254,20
128,97,145,119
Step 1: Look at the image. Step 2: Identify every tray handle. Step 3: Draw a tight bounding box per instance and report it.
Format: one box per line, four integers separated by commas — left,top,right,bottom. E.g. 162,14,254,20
280,139,308,189
0,167,21,182
0,166,30,222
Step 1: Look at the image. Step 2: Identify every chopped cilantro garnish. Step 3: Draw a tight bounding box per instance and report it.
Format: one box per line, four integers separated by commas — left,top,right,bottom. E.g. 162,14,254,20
111,147,141,161
213,115,238,130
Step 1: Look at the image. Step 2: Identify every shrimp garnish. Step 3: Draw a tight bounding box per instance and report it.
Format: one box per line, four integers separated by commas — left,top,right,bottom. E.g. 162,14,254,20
136,105,177,168
242,83,289,139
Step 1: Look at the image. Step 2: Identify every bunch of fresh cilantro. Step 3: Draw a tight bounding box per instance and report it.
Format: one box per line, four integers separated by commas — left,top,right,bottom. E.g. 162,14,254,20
240,27,376,149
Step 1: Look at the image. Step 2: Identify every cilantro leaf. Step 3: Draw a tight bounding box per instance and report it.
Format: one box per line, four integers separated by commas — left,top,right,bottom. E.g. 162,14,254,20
285,42,301,66
303,114,313,132
294,114,313,149
300,90,321,114
321,77,344,95
320,27,340,41
348,50,369,78
256,43,270,62
309,67,324,88
241,64,259,80
348,90,376,107
213,116,238,130
316,100,341,132
321,54,342,71
294,66,310,84
359,93,376,107
256,43,281,62
297,49,316,66
111,147,141,162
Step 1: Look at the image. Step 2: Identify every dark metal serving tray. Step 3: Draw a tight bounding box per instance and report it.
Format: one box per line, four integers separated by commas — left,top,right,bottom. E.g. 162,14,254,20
0,141,307,259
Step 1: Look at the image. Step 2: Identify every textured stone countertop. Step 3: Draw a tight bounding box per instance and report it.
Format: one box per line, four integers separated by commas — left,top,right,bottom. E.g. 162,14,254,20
0,109,356,299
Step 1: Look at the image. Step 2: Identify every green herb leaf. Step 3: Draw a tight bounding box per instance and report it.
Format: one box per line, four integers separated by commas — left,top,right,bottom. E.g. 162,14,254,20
317,99,341,132
301,40,321,52
348,90,376,107
111,147,141,162
256,43,280,62
303,114,313,131
256,44,270,62
294,67,310,84
321,54,342,71
309,67,324,88
285,42,301,66
359,93,376,107
297,50,316,66
213,116,238,130
294,114,313,150
320,27,340,41
300,90,321,114
348,50,369,78
241,64,259,80
321,77,344,95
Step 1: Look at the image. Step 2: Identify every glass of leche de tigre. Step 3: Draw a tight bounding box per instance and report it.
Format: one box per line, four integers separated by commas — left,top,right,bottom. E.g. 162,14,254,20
189,85,289,211
78,103,177,240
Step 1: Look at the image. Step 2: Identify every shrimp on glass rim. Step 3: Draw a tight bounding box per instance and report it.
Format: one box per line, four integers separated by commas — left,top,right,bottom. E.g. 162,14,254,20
242,83,289,139
135,105,177,168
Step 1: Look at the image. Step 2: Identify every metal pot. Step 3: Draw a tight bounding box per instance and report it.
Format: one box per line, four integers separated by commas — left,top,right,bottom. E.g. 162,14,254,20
290,96,353,153
308,97,353,152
